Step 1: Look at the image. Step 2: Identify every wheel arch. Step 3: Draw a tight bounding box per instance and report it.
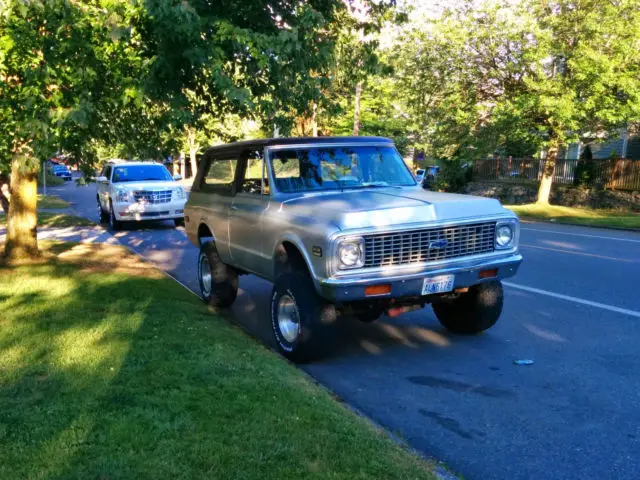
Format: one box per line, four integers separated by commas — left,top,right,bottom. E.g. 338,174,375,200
197,223,215,246
273,234,319,285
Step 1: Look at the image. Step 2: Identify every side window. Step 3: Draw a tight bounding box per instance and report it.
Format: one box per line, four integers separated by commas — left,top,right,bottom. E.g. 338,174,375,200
103,165,112,181
202,158,238,193
271,151,302,192
239,150,264,195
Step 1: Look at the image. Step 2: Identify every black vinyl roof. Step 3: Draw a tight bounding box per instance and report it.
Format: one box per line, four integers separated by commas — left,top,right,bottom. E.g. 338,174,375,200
203,136,394,157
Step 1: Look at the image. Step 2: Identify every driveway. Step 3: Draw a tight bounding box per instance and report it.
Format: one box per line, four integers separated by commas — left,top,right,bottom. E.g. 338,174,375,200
46,182,640,480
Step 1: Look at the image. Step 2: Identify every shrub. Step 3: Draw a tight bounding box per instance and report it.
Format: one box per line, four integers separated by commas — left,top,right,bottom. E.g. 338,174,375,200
435,160,472,193
574,145,595,187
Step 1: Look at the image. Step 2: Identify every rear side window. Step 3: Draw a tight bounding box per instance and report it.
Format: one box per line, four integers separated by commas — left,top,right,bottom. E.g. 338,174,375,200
202,158,238,194
205,159,237,185
103,165,112,181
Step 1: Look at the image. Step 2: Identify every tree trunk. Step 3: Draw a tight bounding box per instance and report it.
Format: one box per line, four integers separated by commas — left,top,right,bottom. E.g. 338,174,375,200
353,81,363,136
174,152,183,176
312,102,318,137
5,153,39,259
537,141,559,204
189,147,198,179
185,127,199,178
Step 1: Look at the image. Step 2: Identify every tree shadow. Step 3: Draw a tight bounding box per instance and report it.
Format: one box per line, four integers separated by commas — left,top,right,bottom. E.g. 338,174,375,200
2,242,433,479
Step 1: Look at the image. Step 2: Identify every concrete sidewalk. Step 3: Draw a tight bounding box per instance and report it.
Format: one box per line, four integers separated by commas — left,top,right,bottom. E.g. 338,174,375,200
0,224,119,245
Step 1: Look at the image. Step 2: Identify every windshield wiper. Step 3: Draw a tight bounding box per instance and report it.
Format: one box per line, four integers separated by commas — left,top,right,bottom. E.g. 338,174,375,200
357,183,401,189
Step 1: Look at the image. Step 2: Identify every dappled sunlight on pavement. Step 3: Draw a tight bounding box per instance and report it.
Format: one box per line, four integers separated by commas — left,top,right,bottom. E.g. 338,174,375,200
0,225,120,245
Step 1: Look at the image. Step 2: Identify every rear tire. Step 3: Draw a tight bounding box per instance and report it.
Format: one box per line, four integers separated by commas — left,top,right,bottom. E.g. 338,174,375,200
198,243,238,308
433,281,503,334
270,272,336,363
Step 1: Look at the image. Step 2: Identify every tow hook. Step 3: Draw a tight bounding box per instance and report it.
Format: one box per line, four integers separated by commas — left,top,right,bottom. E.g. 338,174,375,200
386,305,422,318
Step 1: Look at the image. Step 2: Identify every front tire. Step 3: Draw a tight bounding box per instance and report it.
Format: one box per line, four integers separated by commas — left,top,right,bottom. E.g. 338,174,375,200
98,197,109,224
270,272,336,363
433,281,503,334
108,200,122,231
174,218,185,227
198,243,238,308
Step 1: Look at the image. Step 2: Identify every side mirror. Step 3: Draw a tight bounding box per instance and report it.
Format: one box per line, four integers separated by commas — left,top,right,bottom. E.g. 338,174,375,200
96,176,108,184
173,174,183,181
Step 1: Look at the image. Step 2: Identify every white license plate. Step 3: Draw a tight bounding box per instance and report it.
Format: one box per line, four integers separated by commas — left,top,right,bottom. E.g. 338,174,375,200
422,275,455,295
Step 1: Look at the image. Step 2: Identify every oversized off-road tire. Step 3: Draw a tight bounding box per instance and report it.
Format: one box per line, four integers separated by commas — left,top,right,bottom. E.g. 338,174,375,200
198,242,238,308
108,200,122,231
98,196,109,224
432,281,504,334
270,272,337,363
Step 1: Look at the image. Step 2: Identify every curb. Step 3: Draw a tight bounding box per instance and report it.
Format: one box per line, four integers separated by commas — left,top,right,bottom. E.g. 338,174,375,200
519,218,640,233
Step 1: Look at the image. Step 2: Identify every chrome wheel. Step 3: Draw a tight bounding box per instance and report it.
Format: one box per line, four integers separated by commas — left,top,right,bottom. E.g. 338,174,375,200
277,294,300,343
199,254,212,298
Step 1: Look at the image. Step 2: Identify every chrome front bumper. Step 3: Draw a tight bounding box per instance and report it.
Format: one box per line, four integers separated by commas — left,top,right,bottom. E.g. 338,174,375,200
317,253,522,302
114,200,186,221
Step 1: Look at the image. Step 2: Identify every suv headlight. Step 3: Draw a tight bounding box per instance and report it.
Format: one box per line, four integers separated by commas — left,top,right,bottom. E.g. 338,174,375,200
337,237,365,269
495,220,517,249
115,188,132,203
174,187,186,200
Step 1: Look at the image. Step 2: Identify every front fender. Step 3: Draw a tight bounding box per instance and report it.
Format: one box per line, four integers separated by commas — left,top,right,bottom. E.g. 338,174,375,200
271,232,327,295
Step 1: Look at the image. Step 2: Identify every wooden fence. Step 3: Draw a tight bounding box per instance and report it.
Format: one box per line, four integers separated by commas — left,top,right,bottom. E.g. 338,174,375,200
472,157,640,191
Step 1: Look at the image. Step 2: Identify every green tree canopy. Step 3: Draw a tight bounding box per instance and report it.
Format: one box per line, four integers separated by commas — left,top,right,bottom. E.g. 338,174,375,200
394,0,640,201
0,0,144,257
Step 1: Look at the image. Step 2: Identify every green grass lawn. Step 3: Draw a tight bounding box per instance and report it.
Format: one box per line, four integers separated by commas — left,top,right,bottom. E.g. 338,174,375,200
0,242,436,480
507,204,640,230
38,194,70,209
38,173,65,187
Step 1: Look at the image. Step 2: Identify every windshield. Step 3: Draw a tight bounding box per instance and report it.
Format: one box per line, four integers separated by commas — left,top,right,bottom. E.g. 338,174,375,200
270,146,416,193
112,165,173,183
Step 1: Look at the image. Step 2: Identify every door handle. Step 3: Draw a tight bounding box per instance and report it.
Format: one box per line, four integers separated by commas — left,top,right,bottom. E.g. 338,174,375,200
230,205,239,211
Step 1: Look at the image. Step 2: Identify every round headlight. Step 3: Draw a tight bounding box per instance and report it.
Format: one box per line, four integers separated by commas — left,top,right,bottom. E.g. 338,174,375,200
339,242,363,267
496,225,514,247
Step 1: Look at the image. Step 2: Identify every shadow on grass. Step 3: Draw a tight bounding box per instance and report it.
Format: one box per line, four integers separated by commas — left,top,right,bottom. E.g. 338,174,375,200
0,242,434,479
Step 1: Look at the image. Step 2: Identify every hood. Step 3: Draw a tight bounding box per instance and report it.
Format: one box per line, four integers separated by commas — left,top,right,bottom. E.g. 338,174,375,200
280,187,509,231
114,181,180,191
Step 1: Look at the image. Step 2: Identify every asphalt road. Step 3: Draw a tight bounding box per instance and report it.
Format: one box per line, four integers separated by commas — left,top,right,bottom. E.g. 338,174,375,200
47,181,640,480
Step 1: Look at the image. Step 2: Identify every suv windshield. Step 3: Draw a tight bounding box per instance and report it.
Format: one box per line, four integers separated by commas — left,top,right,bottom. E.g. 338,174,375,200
112,164,173,183
270,146,415,193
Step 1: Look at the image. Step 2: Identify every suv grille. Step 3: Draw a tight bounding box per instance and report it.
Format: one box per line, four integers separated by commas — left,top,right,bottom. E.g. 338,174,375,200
363,222,496,268
134,190,172,204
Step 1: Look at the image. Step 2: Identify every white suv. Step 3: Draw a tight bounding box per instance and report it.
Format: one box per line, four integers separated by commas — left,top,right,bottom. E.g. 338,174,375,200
97,160,187,230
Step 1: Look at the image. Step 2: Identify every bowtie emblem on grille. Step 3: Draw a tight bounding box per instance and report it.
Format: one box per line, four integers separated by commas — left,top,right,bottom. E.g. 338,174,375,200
152,194,158,201
428,239,448,249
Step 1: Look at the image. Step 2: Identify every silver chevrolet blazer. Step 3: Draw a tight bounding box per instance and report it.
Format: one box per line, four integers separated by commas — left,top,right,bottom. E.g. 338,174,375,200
185,136,522,362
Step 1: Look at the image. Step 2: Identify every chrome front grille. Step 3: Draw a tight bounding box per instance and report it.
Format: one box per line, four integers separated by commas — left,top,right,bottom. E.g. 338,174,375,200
363,222,496,268
133,190,172,204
